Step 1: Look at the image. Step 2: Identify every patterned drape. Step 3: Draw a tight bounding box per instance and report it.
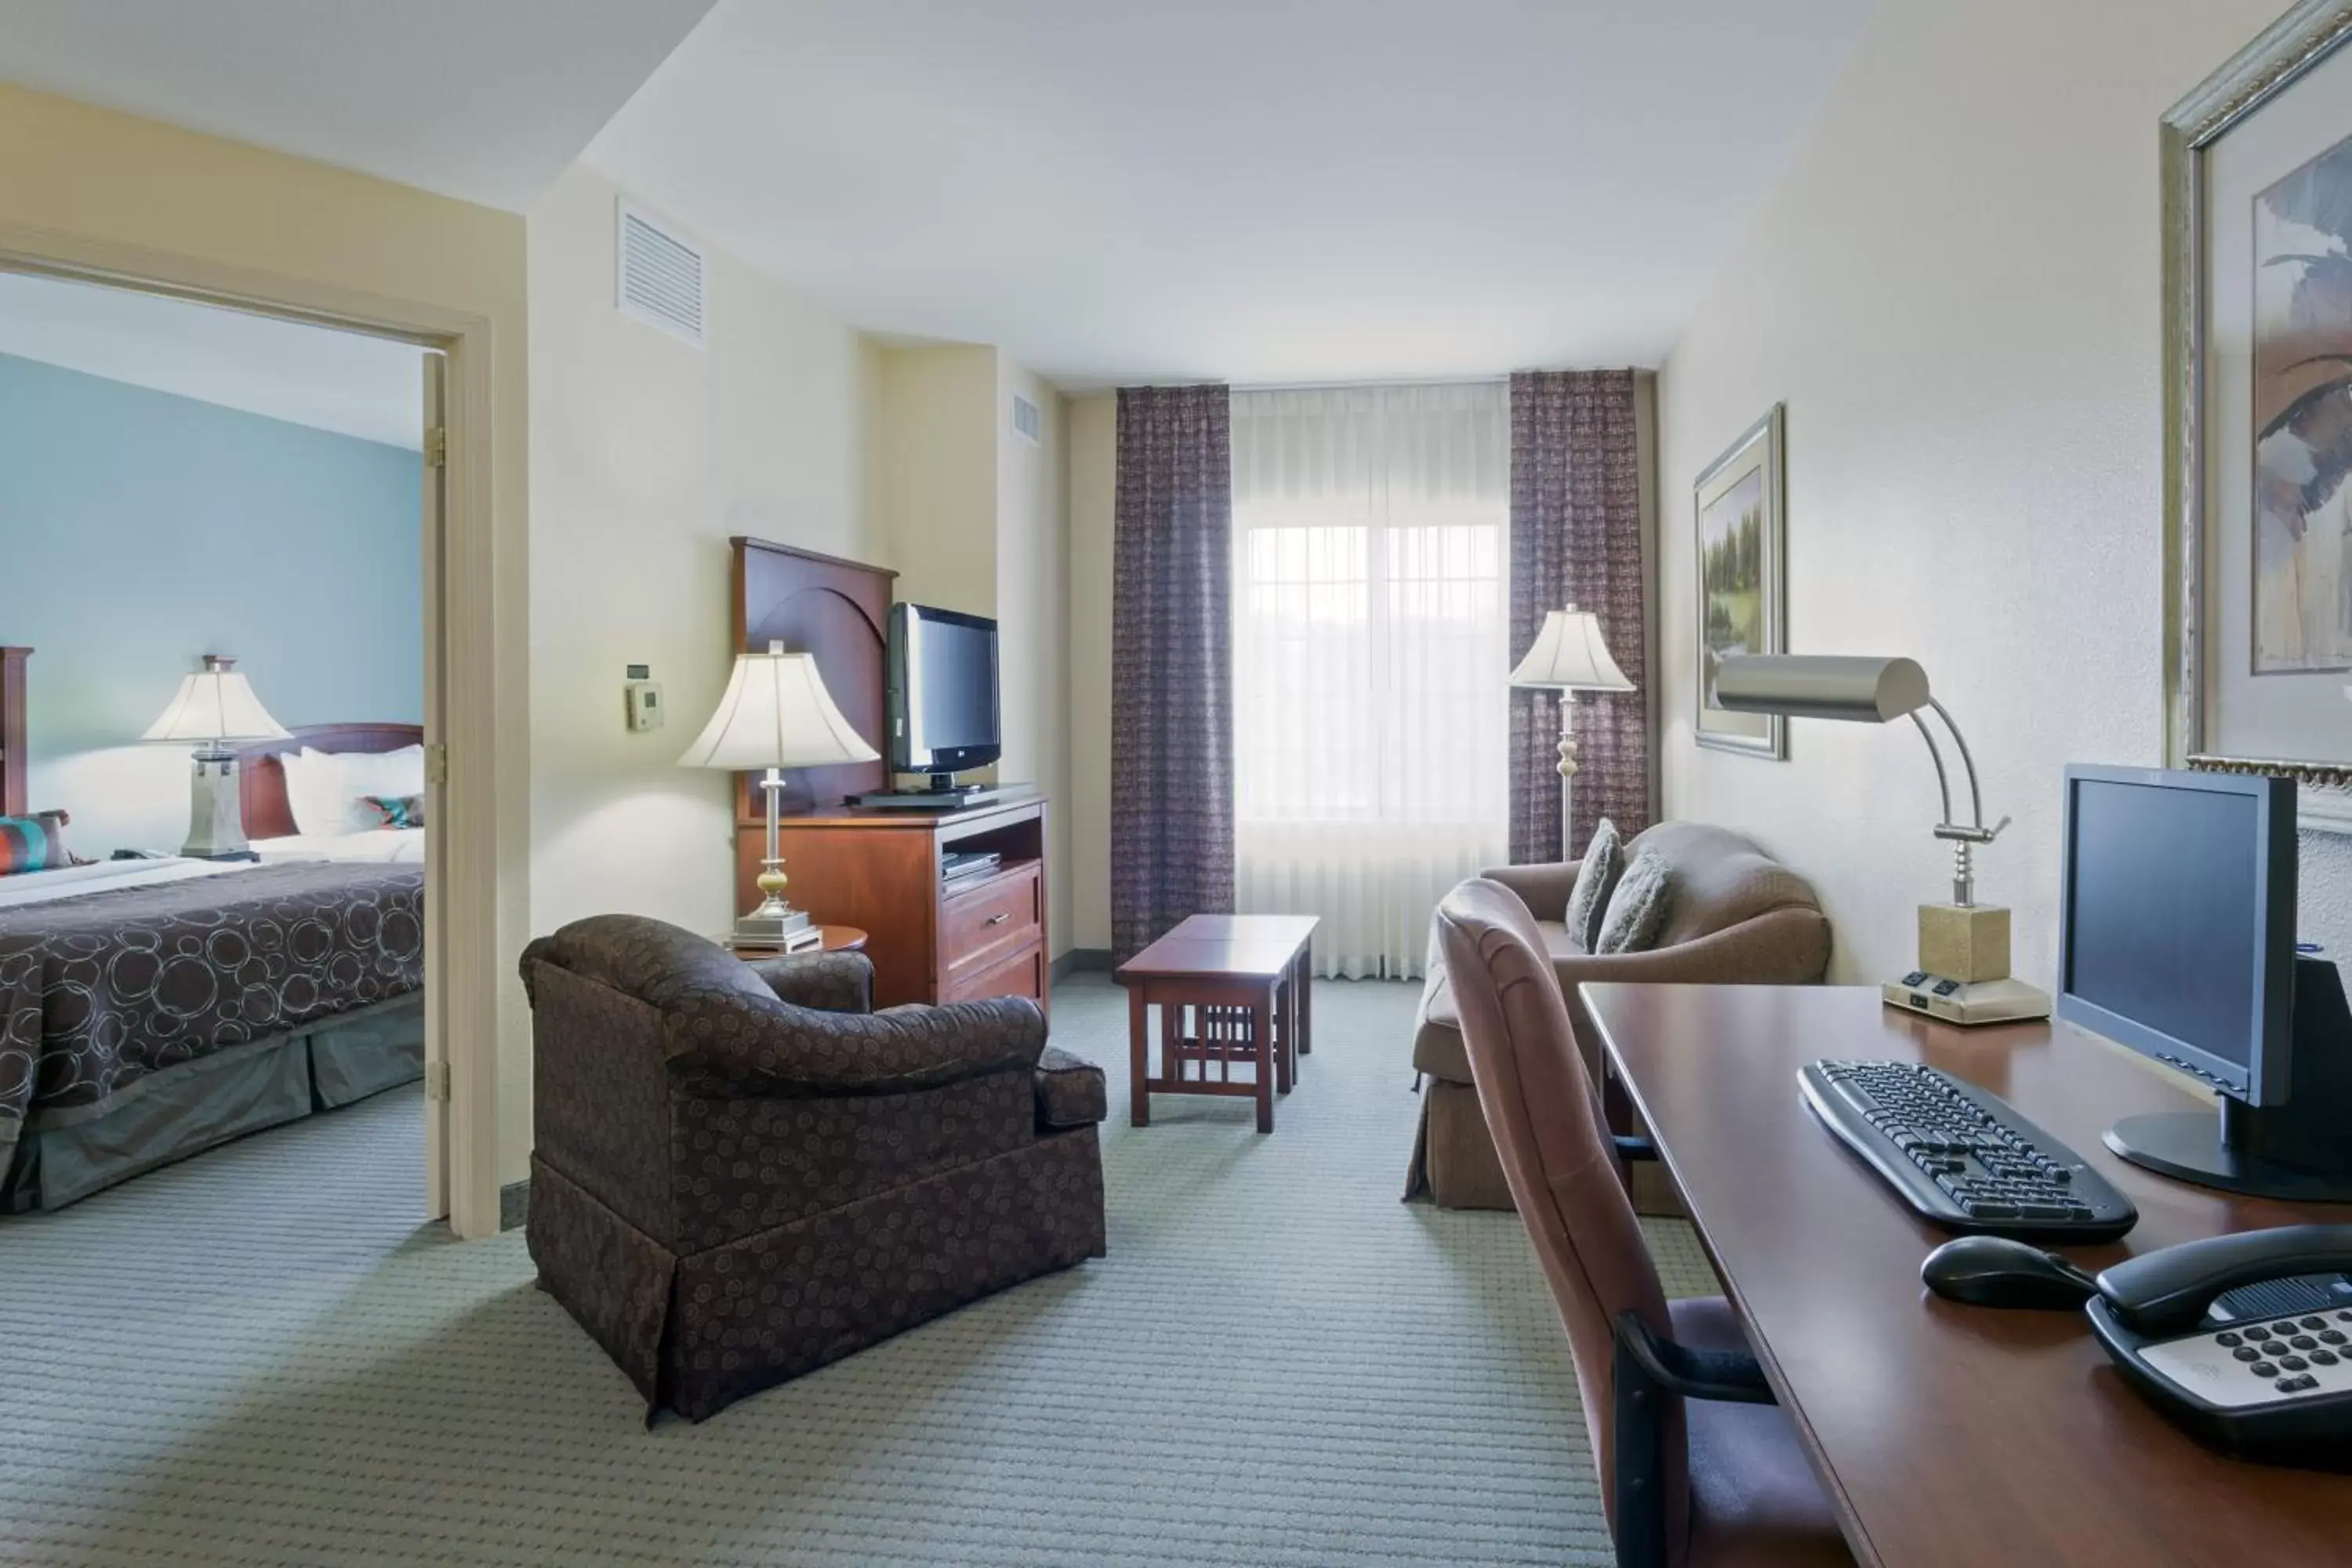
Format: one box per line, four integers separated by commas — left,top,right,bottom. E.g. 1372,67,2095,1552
1508,370,1650,864
1111,384,1235,960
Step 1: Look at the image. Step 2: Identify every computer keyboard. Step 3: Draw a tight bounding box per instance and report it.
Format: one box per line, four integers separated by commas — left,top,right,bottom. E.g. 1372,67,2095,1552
1800,1060,2139,1242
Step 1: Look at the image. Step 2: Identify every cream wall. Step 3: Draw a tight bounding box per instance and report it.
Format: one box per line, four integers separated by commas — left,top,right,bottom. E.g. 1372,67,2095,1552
1065,392,1116,955
0,82,537,1194
527,164,879,958
874,344,997,620
996,361,1074,956
1657,0,2352,987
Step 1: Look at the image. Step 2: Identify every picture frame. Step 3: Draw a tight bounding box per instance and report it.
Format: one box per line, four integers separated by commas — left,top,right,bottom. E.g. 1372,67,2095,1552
2164,0,2352,829
1693,404,1788,759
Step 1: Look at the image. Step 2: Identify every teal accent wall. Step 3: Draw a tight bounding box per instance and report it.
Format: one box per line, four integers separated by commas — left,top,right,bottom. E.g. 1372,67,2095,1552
0,350,420,851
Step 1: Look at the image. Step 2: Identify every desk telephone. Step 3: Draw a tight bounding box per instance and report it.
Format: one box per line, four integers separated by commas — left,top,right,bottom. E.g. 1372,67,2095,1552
1924,1227,2352,1454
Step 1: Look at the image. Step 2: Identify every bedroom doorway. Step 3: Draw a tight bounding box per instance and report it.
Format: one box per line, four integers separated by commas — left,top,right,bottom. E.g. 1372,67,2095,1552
0,251,499,1236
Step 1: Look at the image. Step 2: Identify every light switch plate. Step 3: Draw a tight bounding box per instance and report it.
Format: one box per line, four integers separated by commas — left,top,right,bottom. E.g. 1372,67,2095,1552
626,679,664,731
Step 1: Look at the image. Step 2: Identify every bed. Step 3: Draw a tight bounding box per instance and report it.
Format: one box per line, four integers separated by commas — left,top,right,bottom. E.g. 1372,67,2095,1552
0,650,427,1211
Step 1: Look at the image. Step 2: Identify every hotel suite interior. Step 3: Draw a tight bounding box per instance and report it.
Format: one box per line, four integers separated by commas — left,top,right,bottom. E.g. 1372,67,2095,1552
2,2,2351,1565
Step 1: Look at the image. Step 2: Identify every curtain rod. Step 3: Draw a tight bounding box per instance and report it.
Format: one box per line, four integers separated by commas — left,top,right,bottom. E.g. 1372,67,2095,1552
1231,374,1510,394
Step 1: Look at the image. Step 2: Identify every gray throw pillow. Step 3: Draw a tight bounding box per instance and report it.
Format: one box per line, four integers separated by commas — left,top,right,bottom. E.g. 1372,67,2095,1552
1563,817,1624,955
1595,848,1674,955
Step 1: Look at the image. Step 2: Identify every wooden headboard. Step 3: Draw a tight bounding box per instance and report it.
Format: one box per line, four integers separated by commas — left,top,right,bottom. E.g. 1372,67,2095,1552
0,646,27,818
733,537,896,815
233,722,425,839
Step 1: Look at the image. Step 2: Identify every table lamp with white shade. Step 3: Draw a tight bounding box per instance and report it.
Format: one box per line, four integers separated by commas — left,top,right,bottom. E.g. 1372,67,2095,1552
678,641,879,944
1508,607,1636,857
142,654,291,858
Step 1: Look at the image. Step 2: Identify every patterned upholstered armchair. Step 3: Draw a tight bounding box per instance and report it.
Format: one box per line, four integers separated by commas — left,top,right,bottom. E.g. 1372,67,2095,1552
519,914,1107,1423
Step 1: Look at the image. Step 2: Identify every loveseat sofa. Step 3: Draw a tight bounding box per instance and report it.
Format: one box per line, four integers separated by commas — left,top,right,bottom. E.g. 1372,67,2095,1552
1404,822,1829,1210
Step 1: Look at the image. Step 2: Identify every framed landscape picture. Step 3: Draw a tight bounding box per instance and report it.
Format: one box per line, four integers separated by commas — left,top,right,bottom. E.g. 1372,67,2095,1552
1693,405,1787,759
2165,0,2352,828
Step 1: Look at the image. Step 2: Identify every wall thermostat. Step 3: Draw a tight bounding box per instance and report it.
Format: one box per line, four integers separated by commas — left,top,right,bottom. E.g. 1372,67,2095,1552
625,665,664,731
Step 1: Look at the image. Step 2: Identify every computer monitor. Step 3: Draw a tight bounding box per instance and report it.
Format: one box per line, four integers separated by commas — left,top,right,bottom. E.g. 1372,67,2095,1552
2057,764,2352,1201
2056,764,2296,1105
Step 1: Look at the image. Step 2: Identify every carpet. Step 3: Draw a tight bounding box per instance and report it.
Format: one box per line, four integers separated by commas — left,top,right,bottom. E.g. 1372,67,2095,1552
0,973,1712,1566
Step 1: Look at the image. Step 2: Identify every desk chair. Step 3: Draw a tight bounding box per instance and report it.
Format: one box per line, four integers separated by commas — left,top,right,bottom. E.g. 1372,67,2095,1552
1436,879,1850,1568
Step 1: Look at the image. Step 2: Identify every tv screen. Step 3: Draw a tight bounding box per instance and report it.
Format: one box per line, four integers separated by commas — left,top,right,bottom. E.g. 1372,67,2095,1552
891,603,1000,773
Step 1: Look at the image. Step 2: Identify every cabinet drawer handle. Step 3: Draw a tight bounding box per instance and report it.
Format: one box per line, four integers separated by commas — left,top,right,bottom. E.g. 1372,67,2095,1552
986,913,1011,926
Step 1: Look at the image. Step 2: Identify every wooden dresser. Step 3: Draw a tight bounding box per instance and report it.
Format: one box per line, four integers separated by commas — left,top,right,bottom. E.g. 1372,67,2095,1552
740,791,1051,1012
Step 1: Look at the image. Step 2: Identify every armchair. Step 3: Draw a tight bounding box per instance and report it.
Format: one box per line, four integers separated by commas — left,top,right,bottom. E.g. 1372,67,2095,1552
521,914,1106,1422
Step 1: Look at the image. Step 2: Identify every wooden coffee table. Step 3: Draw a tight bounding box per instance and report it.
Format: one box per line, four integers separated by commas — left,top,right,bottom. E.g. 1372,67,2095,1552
1116,914,1317,1133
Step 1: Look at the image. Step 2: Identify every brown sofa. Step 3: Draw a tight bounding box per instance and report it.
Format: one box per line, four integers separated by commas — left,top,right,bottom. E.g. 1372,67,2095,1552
520,914,1107,1422
1405,822,1829,1210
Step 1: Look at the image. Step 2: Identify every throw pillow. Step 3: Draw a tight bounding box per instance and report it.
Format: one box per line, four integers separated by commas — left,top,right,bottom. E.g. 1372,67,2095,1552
365,793,426,829
0,809,78,875
1563,817,1624,954
1595,848,1674,955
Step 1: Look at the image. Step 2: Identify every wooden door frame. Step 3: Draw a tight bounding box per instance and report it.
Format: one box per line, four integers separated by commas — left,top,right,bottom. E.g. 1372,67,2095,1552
0,223,508,1240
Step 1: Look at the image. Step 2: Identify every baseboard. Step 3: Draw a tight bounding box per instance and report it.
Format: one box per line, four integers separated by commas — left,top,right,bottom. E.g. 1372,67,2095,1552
499,1178,529,1231
1054,948,1112,981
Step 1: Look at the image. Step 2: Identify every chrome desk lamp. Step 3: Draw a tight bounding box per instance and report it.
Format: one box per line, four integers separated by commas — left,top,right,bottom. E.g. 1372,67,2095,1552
1715,654,2051,1025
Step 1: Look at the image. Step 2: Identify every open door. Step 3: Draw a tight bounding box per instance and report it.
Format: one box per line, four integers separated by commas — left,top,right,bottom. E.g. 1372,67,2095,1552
420,350,451,1220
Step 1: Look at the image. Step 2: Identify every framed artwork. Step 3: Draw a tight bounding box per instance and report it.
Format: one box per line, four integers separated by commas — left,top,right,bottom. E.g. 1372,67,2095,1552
2165,0,2352,828
1693,405,1787,759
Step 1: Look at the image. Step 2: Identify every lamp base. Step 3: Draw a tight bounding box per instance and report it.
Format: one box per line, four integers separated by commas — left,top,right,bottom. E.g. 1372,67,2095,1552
1918,902,2012,983
733,905,812,943
180,753,251,859
1882,973,2052,1028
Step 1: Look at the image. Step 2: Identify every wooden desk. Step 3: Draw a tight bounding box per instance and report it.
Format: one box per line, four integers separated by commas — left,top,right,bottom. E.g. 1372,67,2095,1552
1581,983,2352,1568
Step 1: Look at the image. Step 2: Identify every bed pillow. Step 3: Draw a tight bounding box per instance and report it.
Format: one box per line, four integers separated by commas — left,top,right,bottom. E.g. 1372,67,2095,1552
365,793,426,829
0,810,78,875
1595,848,1675,956
336,748,426,832
1563,817,1625,954
278,748,347,837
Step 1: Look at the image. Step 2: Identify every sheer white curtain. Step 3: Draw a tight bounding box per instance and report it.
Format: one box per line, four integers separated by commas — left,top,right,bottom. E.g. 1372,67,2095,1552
1231,383,1509,978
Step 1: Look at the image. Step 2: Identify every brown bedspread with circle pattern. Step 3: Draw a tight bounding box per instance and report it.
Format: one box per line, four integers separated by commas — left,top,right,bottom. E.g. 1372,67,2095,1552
0,862,425,1161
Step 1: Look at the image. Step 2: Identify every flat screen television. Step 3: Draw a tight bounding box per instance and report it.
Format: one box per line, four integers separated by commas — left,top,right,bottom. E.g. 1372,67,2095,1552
887,602,1000,785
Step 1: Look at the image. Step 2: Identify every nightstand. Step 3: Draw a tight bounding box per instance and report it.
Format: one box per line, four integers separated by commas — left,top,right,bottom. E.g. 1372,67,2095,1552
718,925,868,958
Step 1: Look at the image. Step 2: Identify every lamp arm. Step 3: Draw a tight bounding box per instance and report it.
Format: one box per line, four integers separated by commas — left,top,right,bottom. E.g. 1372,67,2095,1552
1925,699,1984,832
1906,710,1958,831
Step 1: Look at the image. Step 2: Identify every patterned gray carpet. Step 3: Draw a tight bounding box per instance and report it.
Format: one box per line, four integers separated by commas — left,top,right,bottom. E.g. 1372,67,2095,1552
0,973,1712,1566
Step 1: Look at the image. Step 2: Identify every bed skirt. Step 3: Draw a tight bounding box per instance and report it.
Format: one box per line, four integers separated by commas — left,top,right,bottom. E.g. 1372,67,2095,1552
1,991,426,1213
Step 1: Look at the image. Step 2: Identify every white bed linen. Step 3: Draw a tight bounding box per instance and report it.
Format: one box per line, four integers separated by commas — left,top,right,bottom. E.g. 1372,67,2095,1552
249,829,425,865
0,857,242,911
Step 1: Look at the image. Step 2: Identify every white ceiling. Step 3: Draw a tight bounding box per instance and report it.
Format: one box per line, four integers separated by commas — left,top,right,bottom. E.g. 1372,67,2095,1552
0,271,428,448
0,0,717,211
586,0,1878,388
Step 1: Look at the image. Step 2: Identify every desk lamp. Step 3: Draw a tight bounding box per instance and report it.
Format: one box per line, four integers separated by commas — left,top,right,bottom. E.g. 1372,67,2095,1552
1508,607,1636,855
1715,654,2050,1025
142,654,291,858
679,642,878,946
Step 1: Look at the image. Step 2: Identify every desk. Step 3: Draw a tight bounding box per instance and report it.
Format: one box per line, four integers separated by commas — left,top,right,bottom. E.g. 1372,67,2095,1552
1581,983,2352,1568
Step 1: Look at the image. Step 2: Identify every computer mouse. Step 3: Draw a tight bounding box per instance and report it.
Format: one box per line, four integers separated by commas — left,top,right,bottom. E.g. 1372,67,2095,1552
1921,1235,2100,1309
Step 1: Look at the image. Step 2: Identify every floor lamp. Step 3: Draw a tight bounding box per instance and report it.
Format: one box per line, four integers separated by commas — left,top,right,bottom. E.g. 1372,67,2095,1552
1508,607,1635,858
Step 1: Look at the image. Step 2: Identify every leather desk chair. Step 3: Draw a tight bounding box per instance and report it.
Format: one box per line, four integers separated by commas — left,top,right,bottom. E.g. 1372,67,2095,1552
1436,878,1852,1568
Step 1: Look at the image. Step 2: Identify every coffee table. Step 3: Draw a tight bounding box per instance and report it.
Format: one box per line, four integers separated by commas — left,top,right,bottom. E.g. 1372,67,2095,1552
1115,914,1317,1133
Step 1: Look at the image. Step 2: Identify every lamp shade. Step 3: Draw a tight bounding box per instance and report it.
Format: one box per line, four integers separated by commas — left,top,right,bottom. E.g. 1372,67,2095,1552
1714,655,1929,724
141,655,290,744
1508,607,1635,691
678,643,880,771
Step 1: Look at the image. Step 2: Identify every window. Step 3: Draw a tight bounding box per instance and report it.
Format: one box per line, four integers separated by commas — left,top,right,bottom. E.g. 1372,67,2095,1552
1231,383,1508,978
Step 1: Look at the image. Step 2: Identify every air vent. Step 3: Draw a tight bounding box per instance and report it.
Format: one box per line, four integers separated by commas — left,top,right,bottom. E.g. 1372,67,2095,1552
616,201,706,347
1011,392,1042,445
